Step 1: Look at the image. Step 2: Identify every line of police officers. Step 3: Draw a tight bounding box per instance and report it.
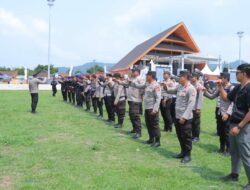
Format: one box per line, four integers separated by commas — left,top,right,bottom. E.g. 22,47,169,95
52,64,250,189
56,69,209,164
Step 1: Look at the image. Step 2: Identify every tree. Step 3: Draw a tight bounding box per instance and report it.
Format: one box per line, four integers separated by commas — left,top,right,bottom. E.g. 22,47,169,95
86,65,104,74
0,66,11,71
75,71,82,74
15,67,25,75
33,64,58,75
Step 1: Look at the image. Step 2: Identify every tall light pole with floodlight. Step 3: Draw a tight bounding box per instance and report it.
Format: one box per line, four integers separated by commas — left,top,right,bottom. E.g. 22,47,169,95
237,31,244,64
47,0,55,80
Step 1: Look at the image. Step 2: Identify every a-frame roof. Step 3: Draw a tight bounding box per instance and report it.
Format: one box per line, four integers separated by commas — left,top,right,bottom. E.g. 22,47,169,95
111,22,200,72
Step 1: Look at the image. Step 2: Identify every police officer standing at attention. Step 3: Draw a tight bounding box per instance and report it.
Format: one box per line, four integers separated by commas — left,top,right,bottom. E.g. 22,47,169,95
84,75,92,112
164,70,196,163
104,73,115,124
113,73,126,128
190,72,204,143
130,71,161,147
91,75,98,114
66,77,72,103
219,64,250,190
58,77,67,101
119,68,144,139
51,77,58,97
160,71,174,132
95,76,105,118
29,74,47,113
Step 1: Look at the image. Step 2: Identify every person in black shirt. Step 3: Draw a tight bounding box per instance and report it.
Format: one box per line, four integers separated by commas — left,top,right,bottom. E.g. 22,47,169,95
219,63,250,190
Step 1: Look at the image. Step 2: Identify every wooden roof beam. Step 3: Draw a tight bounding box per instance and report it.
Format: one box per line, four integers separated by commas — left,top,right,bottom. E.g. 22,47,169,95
152,47,194,54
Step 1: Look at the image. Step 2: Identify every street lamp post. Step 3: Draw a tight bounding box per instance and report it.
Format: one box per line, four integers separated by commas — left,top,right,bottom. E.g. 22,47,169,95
47,0,55,80
237,31,244,64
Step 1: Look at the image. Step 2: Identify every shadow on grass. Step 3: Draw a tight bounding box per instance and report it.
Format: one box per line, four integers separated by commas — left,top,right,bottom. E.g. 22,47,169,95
114,128,176,159
191,166,225,181
195,142,218,153
190,165,242,189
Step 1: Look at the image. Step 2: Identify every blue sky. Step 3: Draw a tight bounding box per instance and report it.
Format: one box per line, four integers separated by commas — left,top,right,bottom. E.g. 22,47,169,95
0,0,249,68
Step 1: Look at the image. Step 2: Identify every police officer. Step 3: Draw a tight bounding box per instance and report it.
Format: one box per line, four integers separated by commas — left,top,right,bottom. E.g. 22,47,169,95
84,75,92,111
95,75,105,118
29,74,47,113
119,68,144,138
160,71,174,132
191,72,204,143
219,64,250,190
75,76,81,107
204,72,234,156
104,73,115,124
51,77,58,97
113,73,126,128
71,76,77,105
66,77,72,103
58,77,67,101
165,70,196,163
91,75,98,114
76,76,84,107
130,71,161,147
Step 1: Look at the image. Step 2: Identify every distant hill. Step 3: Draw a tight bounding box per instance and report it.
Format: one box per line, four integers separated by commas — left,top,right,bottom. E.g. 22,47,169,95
58,62,115,74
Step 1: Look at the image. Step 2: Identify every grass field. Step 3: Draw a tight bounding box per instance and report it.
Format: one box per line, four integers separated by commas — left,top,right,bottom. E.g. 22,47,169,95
0,91,248,190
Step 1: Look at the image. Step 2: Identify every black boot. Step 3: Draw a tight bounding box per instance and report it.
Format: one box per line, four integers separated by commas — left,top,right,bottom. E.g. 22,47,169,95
220,173,239,182
173,152,184,159
143,139,154,145
181,153,191,164
152,138,161,147
133,133,142,139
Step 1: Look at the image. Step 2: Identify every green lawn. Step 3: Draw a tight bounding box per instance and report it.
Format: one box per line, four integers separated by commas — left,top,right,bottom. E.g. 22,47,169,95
0,91,247,190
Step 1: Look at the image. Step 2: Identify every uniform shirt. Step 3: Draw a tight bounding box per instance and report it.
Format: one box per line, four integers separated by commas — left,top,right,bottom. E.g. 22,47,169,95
160,79,173,100
131,80,161,113
91,80,96,93
192,81,204,110
113,83,126,104
95,81,104,98
29,78,47,93
84,80,92,94
167,82,197,120
120,76,144,103
59,81,66,92
204,83,234,115
104,79,114,97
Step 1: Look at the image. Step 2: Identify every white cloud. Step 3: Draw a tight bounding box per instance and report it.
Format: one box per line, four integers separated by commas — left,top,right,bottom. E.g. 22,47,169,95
114,0,168,27
0,8,29,35
32,18,48,33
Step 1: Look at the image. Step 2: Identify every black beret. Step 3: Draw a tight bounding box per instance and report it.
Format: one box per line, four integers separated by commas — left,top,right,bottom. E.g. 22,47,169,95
163,70,171,75
219,72,230,79
146,71,156,79
131,68,140,73
106,73,113,77
178,70,191,78
192,72,200,78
